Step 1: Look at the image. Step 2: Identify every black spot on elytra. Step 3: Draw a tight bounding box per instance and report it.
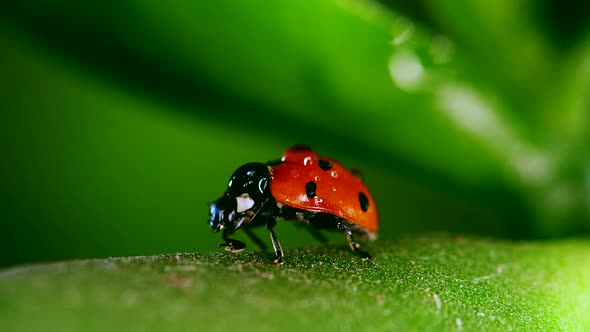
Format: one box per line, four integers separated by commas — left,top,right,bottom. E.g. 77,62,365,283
318,159,332,171
290,144,312,152
358,192,369,212
306,181,317,198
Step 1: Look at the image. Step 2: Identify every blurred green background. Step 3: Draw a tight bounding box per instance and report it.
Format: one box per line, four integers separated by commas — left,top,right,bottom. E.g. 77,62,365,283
1,0,589,268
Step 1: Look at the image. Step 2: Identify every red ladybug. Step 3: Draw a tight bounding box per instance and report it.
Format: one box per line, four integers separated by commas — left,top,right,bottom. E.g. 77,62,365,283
208,144,378,264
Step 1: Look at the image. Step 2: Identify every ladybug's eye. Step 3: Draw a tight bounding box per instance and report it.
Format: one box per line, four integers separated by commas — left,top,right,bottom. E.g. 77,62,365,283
210,205,219,217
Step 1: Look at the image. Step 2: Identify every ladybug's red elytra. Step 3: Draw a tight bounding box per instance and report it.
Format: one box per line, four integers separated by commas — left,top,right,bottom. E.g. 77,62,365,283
208,145,378,264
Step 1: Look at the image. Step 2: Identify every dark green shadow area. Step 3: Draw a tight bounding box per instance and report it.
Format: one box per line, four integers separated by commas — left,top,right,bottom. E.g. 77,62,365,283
2,234,589,331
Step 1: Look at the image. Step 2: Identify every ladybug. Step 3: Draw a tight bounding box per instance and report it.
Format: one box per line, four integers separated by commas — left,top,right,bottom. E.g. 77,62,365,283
208,144,378,264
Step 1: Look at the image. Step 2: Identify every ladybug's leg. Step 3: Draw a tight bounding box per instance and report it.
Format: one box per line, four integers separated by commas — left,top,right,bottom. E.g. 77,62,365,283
218,228,247,253
242,226,268,251
266,218,284,265
338,223,372,260
268,227,284,265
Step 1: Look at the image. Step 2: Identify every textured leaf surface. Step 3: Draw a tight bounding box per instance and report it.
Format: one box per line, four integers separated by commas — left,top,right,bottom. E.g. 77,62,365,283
2,235,589,331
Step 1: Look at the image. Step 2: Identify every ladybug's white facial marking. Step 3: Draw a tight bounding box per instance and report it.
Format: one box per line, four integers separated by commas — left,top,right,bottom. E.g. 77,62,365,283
236,194,255,213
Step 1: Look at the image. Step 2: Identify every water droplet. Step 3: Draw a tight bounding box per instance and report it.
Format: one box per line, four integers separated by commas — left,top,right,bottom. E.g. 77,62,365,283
389,49,424,91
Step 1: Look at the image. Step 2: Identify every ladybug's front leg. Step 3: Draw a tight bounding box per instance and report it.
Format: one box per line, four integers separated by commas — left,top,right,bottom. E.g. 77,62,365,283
218,228,247,253
266,217,284,265
338,223,372,260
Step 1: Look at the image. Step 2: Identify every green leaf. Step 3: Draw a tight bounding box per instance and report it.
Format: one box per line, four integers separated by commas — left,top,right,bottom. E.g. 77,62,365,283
2,235,590,331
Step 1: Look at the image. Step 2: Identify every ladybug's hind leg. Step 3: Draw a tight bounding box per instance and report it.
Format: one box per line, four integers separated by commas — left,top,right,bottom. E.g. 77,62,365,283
338,222,372,260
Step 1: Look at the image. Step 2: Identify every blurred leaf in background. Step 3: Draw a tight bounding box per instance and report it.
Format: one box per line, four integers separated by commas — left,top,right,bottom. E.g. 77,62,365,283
1,0,589,267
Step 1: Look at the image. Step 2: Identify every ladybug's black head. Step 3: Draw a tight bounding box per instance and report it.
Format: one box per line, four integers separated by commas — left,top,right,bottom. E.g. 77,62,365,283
209,162,271,233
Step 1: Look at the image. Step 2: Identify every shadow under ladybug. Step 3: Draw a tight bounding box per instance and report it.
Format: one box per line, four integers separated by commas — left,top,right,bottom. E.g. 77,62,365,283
208,145,378,265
